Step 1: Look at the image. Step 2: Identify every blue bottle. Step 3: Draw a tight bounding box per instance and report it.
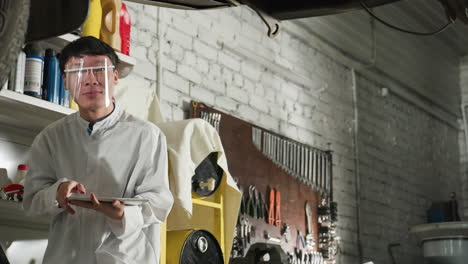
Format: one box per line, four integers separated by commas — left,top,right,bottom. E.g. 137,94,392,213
60,76,70,108
43,49,60,104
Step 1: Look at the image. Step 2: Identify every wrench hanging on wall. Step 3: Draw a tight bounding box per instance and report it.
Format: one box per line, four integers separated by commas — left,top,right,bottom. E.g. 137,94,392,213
251,127,333,196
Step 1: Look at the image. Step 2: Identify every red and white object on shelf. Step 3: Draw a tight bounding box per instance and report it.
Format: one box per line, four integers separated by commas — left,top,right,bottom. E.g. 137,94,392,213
119,2,131,56
1,184,24,201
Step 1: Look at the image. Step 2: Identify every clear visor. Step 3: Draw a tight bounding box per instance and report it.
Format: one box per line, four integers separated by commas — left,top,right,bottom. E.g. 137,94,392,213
64,57,114,108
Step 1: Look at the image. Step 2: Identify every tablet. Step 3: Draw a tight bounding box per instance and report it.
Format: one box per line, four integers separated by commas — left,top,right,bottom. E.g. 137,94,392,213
68,194,148,206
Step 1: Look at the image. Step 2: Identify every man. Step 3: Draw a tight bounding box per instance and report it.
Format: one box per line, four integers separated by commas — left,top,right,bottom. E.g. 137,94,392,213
23,36,173,264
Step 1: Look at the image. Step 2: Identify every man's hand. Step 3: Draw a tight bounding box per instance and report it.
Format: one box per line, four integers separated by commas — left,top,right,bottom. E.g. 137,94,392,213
56,181,86,215
69,192,125,220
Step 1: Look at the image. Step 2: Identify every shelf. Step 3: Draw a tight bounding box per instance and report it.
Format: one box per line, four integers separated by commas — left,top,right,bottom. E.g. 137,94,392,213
0,89,76,134
0,200,49,241
42,33,136,78
410,222,468,241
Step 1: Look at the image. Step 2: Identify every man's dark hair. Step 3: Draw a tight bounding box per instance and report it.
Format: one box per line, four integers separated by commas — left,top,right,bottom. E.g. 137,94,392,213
59,36,120,74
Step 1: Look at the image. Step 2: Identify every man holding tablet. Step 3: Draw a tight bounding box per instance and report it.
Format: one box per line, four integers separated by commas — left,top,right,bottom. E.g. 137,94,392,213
23,36,173,264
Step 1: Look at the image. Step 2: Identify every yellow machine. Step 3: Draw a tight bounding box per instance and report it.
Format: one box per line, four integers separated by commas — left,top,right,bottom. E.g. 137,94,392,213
158,119,242,264
163,174,226,263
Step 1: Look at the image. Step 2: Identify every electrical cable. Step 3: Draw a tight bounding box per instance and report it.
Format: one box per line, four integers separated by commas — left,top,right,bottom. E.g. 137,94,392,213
359,0,454,36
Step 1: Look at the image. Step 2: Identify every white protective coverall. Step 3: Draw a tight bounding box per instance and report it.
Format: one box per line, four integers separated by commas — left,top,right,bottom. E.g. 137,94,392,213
23,105,174,264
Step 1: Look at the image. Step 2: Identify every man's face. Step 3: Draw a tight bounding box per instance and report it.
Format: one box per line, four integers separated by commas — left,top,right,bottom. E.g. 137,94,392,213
64,55,118,111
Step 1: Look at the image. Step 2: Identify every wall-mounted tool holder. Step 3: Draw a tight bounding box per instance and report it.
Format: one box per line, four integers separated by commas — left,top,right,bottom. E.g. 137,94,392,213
252,126,333,197
190,101,339,263
317,198,339,262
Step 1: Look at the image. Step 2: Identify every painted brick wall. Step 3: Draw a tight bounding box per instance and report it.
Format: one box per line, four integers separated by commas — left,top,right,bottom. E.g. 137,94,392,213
460,57,468,218
357,74,461,263
124,2,461,263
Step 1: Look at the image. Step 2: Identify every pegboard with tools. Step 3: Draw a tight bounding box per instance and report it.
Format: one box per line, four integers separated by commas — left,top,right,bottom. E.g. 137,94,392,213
190,101,340,264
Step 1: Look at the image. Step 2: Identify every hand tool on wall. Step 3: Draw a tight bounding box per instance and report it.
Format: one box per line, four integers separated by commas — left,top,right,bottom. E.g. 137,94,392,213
293,143,298,179
301,146,306,183
322,153,327,194
247,185,258,218
286,141,292,175
268,188,275,225
326,152,332,196
263,230,282,243
275,189,281,226
307,149,312,187
296,229,305,249
273,136,279,167
270,134,275,162
312,150,317,191
318,153,325,193
298,145,303,182
245,218,252,244
216,113,221,132
293,143,299,179
281,139,287,171
300,146,304,182
267,133,271,160
191,101,198,118
258,127,263,151
304,146,309,186
289,142,294,176
239,215,246,254
258,191,264,220
282,223,291,242
279,138,284,169
252,127,259,151
322,152,327,194
305,201,315,249
301,146,307,185
209,112,214,126
296,143,301,178
276,136,281,167
254,187,262,219
239,185,246,215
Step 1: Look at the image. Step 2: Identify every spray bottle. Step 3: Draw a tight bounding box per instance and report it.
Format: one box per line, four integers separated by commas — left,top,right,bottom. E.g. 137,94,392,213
101,0,122,51
82,0,102,38
119,2,131,56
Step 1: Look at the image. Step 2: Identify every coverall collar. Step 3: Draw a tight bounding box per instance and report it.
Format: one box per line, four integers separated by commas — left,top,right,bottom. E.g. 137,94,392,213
75,104,122,137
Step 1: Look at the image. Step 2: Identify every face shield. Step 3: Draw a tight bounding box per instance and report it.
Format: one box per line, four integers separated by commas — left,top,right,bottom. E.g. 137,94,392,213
63,57,115,108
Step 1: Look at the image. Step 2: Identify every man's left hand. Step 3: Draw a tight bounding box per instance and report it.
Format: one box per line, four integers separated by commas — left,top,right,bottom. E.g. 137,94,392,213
69,192,125,220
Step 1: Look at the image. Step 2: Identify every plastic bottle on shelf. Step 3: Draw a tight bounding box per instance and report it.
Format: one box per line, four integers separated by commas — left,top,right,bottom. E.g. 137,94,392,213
101,0,122,51
59,75,70,108
119,2,131,56
14,51,26,93
82,0,102,38
23,43,44,98
43,49,61,104
70,95,79,110
13,164,28,185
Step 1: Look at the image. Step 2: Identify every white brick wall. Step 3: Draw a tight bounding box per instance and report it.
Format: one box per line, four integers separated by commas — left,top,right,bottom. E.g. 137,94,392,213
460,57,468,217
125,3,461,264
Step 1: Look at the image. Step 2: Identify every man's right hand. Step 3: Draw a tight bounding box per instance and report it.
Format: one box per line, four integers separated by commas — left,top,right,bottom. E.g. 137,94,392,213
56,181,86,215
